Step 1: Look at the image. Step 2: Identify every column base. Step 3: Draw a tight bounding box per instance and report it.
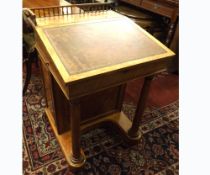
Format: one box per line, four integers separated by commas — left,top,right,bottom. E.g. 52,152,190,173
69,154,86,169
45,108,143,169
127,129,142,141
45,108,86,169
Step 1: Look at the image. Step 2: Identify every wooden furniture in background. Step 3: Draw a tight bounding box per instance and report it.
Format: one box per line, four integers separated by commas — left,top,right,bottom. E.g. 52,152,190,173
23,8,38,95
29,3,174,169
23,0,72,94
118,0,179,46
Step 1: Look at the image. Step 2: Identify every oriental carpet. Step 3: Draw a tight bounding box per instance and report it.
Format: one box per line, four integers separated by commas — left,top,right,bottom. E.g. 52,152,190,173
23,71,179,175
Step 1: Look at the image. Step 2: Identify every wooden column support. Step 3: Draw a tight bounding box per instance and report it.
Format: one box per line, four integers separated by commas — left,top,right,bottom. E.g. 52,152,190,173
69,99,85,166
128,75,154,140
44,75,156,169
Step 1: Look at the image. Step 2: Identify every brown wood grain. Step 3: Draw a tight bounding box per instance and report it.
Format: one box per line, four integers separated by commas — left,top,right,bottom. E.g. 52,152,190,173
42,76,127,134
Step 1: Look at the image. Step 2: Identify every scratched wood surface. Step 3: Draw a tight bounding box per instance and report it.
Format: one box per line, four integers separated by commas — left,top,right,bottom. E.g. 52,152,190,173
43,18,166,75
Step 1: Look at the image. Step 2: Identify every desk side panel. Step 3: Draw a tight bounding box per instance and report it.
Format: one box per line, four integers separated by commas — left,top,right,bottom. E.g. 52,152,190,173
46,75,127,134
39,59,56,118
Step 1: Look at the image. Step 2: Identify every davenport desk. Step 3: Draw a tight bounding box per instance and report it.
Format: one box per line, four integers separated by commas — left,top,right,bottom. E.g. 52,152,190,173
29,4,175,169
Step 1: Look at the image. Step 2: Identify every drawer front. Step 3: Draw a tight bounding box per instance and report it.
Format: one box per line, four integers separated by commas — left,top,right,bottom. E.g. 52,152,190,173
121,0,141,7
141,0,174,18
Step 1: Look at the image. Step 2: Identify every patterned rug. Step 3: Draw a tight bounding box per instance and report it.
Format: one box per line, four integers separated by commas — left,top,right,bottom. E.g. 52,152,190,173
23,73,179,175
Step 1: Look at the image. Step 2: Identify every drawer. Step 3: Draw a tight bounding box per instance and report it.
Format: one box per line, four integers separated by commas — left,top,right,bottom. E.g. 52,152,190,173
140,0,174,18
121,0,141,7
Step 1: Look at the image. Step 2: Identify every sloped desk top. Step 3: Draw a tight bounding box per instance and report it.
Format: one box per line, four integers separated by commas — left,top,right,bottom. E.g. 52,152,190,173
43,19,166,75
35,10,174,99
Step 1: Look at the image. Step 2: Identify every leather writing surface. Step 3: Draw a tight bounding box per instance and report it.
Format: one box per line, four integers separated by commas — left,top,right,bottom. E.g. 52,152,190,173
44,19,166,75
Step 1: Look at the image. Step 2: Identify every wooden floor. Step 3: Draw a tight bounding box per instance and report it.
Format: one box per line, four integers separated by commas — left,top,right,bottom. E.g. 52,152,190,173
23,0,70,8
124,73,179,108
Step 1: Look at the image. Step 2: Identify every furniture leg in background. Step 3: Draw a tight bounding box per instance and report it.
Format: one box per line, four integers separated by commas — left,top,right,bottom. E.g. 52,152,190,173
23,53,33,95
23,49,39,95
165,15,178,46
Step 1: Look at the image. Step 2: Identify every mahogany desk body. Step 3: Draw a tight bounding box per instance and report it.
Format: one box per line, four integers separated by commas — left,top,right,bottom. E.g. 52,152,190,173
34,10,174,169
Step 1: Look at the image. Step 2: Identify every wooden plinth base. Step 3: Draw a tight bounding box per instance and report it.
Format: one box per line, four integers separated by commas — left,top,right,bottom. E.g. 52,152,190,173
45,108,142,169
46,108,86,169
